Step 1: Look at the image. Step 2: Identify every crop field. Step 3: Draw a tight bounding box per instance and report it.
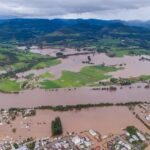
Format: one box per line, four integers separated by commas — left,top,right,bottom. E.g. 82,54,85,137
39,72,54,79
0,79,21,93
41,65,119,89
0,44,61,92
32,59,61,70
0,45,61,74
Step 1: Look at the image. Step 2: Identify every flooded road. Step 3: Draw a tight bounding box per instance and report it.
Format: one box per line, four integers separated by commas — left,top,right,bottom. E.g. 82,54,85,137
0,107,148,141
0,84,149,108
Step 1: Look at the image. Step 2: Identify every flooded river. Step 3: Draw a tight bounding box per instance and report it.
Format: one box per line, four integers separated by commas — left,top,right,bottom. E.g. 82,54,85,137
0,84,149,108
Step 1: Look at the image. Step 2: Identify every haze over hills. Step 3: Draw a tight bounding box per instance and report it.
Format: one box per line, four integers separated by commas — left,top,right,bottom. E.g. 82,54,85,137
124,20,150,29
0,18,150,51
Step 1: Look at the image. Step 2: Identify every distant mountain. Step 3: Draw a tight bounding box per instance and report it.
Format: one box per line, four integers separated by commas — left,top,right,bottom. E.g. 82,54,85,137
0,20,7,24
124,20,150,29
0,18,150,51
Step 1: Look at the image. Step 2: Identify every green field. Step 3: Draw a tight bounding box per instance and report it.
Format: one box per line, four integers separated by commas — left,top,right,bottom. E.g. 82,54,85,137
41,65,119,89
0,44,61,79
0,44,62,92
39,72,54,79
32,59,61,70
0,79,21,93
110,75,150,86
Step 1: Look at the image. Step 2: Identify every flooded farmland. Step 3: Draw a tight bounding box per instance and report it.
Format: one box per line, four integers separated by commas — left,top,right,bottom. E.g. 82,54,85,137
17,51,150,79
2,49,149,148
1,48,150,108
2,17,150,149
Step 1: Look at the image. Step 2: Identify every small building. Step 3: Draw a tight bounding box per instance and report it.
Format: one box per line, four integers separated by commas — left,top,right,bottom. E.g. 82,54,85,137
89,129,97,137
22,109,36,117
72,136,81,145
136,132,146,141
146,115,150,121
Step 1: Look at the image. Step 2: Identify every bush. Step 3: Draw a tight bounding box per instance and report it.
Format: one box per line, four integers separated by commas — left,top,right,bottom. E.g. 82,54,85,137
27,142,35,150
13,143,19,149
126,126,137,135
12,128,16,133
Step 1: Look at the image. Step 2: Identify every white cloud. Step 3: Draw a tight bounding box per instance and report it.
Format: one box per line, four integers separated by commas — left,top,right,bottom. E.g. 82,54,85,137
0,0,150,20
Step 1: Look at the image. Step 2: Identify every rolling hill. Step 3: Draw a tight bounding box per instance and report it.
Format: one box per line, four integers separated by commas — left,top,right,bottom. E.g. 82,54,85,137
0,18,149,54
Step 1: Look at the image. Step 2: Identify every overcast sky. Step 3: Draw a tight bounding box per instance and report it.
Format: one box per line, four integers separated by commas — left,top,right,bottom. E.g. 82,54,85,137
0,0,150,20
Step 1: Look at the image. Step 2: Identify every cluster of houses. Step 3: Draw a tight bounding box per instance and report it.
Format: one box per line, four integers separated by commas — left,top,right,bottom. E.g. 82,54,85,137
0,109,18,125
0,129,100,150
72,135,92,149
0,141,12,150
132,103,150,128
0,107,149,150
0,108,36,125
0,109,11,125
34,137,51,150
107,129,147,150
0,127,148,150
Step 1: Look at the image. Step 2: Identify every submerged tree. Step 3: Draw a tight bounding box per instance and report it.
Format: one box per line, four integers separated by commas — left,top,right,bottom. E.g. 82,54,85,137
51,117,63,136
87,56,91,62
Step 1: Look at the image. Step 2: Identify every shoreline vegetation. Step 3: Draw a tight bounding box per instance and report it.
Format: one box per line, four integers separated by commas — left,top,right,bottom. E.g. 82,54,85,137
7,101,149,112
92,75,150,88
36,101,149,111
0,75,149,93
7,101,150,132
1,74,150,93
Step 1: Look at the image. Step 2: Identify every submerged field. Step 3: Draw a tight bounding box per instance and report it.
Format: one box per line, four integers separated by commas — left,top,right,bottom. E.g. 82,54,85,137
41,65,119,89
0,79,21,93
0,44,150,95
0,44,61,92
0,19,150,146
0,44,61,75
0,47,149,107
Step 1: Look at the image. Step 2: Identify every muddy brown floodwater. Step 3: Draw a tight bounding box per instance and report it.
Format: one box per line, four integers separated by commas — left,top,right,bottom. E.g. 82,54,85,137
0,84,149,108
2,48,150,142
0,107,149,141
17,53,150,79
14,52,150,108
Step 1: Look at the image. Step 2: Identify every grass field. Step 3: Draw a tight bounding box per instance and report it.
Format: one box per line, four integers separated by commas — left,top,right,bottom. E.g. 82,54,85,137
9,62,28,71
111,48,150,57
0,44,61,81
32,59,61,70
0,79,21,93
16,52,47,61
41,65,119,89
110,49,130,57
39,72,54,79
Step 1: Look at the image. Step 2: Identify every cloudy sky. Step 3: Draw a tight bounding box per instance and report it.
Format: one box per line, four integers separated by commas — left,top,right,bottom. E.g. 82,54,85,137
0,0,150,20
